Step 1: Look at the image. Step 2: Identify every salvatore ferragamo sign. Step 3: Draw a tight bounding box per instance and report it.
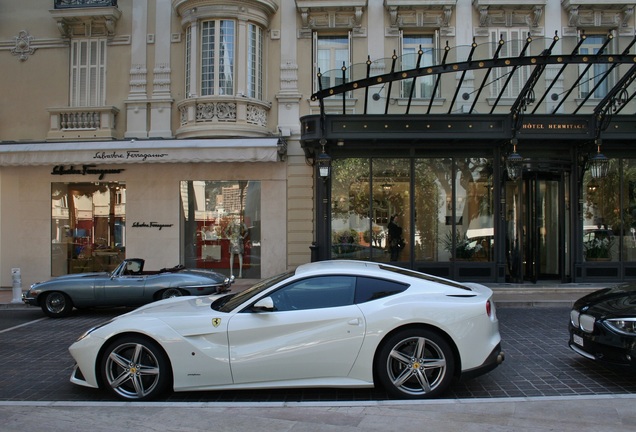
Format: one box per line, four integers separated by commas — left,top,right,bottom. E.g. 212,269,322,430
51,165,125,180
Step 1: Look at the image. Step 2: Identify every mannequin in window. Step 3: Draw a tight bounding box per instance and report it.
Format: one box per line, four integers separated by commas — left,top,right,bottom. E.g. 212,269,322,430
225,220,248,278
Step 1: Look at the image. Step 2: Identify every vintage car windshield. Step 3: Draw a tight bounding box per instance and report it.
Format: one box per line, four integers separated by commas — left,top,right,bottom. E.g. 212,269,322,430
213,270,294,313
111,261,126,277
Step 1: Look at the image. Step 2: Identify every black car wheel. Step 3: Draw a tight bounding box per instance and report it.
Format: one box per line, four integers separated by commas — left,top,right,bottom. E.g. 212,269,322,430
41,292,73,318
159,288,183,299
375,328,455,399
101,336,171,401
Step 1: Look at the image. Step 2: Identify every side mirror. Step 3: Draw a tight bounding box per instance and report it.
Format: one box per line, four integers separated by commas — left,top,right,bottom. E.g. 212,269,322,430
252,296,275,312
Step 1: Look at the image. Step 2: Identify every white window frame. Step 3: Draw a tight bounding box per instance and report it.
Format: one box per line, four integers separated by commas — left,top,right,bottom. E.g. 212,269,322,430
70,38,106,107
579,33,614,99
399,32,438,99
489,29,530,99
313,32,352,93
248,23,264,99
201,19,235,96
185,26,192,97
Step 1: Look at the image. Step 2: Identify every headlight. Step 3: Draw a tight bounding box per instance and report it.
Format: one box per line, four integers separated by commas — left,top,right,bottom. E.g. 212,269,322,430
570,310,580,327
605,318,636,335
75,319,113,342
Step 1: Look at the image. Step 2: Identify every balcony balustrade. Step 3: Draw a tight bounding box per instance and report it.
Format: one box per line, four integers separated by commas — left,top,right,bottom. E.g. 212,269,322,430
54,0,118,8
47,106,119,141
176,96,271,138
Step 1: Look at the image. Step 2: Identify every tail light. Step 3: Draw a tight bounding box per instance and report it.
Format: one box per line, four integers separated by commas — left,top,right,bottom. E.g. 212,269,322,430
486,299,492,317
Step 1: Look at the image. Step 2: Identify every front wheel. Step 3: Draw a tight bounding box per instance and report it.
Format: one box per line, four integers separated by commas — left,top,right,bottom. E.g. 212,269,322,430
375,328,455,399
159,288,183,300
40,292,73,318
100,336,171,401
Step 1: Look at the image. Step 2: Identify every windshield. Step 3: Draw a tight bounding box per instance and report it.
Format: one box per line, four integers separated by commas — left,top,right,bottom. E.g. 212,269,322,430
213,270,294,312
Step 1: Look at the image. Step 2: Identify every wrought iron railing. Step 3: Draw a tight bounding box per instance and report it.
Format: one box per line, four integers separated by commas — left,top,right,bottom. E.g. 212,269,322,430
54,0,117,9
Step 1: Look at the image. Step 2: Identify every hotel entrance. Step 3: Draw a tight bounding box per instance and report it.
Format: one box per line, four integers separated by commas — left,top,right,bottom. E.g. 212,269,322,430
505,168,570,283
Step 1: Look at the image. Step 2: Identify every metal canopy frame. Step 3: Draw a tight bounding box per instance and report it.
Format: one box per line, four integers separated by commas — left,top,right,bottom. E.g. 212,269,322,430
305,31,636,155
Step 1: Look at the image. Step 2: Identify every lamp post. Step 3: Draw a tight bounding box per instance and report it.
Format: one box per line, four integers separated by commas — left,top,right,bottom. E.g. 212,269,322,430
589,139,609,179
315,139,332,261
317,140,332,182
506,138,523,181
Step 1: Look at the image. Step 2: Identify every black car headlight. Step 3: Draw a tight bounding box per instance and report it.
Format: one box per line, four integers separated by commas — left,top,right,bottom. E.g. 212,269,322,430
605,318,636,336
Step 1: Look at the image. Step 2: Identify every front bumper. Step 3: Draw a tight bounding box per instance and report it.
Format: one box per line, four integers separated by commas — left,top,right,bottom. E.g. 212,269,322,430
21,291,38,306
569,327,636,368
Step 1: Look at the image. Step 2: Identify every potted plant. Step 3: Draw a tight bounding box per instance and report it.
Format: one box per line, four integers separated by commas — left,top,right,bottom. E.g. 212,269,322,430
443,230,481,260
584,234,614,261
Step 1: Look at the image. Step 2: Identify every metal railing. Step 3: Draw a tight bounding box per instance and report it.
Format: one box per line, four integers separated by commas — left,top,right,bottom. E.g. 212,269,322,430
54,0,117,9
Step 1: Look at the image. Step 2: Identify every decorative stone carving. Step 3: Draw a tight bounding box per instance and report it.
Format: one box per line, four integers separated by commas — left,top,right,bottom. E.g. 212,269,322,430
564,3,635,34
475,3,544,28
384,1,456,37
296,1,367,38
11,30,35,61
246,104,268,127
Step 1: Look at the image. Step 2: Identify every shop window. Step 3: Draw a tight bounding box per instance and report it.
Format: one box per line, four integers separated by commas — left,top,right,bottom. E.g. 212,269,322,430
51,182,126,276
414,158,494,263
180,180,261,279
622,160,636,261
400,33,437,99
330,157,494,264
583,160,619,261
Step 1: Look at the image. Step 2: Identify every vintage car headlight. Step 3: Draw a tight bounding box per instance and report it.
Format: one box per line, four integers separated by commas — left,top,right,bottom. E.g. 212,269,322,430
605,318,636,336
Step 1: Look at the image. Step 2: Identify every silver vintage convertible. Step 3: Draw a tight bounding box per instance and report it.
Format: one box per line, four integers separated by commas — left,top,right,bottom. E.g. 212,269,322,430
22,258,234,318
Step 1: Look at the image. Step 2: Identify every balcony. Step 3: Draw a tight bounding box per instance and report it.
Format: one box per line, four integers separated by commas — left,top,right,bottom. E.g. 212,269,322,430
176,96,272,139
47,106,120,141
54,0,118,7
50,0,121,37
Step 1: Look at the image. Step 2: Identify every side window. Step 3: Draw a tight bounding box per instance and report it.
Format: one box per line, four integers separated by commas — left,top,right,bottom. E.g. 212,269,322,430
355,277,408,304
269,276,356,311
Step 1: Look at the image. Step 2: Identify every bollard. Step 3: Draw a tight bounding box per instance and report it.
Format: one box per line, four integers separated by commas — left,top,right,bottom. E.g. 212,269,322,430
11,268,22,304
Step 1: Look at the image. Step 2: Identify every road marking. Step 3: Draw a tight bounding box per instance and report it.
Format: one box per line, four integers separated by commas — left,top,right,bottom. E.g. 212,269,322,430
0,317,47,334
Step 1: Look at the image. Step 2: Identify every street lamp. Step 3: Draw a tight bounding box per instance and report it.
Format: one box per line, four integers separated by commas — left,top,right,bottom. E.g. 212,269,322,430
506,138,523,181
589,139,609,179
317,151,331,180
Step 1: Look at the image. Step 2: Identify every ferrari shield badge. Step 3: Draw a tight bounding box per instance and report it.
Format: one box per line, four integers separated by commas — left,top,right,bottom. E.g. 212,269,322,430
212,318,222,327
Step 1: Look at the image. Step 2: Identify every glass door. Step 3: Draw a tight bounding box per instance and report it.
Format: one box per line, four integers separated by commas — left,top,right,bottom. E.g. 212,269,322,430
505,171,568,282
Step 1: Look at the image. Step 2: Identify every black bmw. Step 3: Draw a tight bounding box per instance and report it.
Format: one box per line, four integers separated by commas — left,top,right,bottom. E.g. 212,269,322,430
569,284,636,368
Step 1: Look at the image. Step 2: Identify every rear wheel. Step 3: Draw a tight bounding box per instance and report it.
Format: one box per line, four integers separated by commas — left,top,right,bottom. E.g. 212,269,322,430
40,292,73,318
100,336,171,401
375,328,455,399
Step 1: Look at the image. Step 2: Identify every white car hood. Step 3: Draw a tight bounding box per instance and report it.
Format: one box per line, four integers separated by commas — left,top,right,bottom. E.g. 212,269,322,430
122,293,225,317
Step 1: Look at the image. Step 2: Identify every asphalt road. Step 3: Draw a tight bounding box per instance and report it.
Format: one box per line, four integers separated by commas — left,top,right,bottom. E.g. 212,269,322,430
1,306,635,402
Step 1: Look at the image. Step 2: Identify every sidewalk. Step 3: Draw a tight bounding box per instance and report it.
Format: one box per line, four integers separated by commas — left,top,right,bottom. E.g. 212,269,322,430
1,395,634,432
1,280,604,308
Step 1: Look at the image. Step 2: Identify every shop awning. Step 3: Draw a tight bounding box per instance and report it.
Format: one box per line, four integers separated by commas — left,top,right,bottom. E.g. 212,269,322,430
0,138,286,166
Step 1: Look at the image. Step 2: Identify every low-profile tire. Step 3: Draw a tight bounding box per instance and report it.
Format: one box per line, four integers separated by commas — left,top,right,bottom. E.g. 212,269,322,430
375,328,455,399
100,335,171,401
40,292,73,318
159,288,183,300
